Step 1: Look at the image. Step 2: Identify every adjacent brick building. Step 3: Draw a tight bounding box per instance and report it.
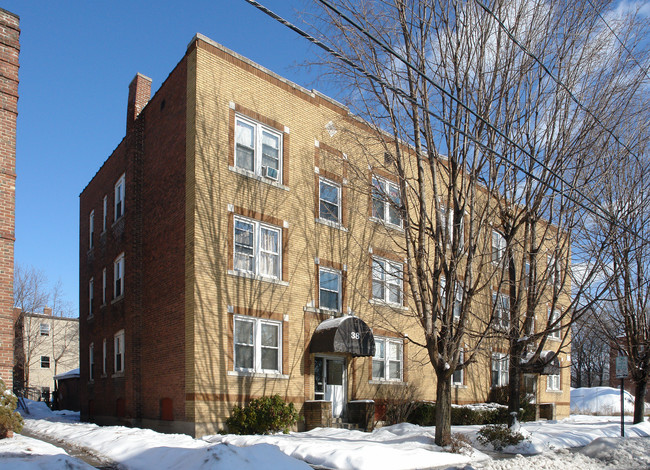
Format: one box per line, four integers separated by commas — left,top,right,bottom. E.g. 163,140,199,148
0,8,19,389
80,33,572,436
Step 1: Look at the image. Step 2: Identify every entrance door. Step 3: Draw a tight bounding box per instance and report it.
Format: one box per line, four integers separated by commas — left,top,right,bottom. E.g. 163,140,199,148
314,356,346,418
524,374,537,404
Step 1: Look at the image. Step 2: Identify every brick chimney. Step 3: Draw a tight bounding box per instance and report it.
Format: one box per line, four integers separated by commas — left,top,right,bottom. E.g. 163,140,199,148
0,8,19,389
43,307,52,316
126,73,152,134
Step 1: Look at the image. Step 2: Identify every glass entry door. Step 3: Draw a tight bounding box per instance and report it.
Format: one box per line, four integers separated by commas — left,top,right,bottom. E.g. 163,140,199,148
314,356,346,418
524,374,537,404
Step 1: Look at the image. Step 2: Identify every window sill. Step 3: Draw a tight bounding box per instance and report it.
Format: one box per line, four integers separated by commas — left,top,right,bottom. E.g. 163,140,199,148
111,295,124,305
548,336,562,342
112,372,124,379
452,384,467,389
315,217,348,232
369,380,406,386
546,389,563,393
87,315,94,321
228,370,289,379
369,299,407,310
303,306,345,317
229,165,289,191
228,270,289,286
369,216,403,232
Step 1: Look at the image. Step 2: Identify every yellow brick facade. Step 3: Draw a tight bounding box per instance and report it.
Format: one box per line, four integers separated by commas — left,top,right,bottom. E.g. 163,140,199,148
178,34,571,435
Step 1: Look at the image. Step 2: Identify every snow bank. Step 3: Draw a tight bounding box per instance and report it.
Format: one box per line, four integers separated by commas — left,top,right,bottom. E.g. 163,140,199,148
571,387,636,415
0,434,94,470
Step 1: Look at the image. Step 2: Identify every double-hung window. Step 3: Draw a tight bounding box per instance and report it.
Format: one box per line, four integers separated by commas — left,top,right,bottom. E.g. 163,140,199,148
440,277,463,319
547,373,560,391
319,177,341,224
102,268,107,304
41,356,50,369
548,309,561,340
102,195,107,231
372,337,403,381
452,350,464,386
234,217,281,279
114,174,125,220
234,316,281,373
319,267,341,312
89,278,94,316
235,115,282,181
89,210,94,249
440,206,464,248
493,291,510,329
89,344,94,381
491,353,509,388
102,338,107,376
114,330,125,374
40,323,50,336
114,253,124,299
492,230,506,264
372,257,402,305
372,177,401,227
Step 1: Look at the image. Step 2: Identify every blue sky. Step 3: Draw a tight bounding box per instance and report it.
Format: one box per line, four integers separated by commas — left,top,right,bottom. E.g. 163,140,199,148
3,0,327,315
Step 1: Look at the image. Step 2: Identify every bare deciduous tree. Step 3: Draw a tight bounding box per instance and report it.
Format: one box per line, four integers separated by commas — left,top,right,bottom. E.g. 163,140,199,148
306,0,649,442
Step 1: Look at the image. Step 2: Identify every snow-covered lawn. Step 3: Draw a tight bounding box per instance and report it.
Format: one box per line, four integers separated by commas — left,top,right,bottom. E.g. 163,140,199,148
571,386,639,415
1,390,649,469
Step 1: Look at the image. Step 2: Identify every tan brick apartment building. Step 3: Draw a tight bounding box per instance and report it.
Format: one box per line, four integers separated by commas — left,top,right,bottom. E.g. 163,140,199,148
79,33,571,436
0,8,19,389
14,308,79,401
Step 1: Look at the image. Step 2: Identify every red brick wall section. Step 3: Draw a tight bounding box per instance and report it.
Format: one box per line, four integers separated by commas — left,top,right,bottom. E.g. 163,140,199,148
79,58,188,424
0,9,19,389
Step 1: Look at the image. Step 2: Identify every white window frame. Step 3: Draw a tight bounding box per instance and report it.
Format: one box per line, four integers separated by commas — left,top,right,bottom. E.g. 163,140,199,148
114,253,124,299
372,337,403,381
233,315,282,374
41,355,50,369
89,277,94,316
440,206,464,248
233,216,281,280
547,373,560,391
372,257,403,306
452,349,464,386
102,268,107,305
40,323,50,336
114,330,125,374
491,353,509,388
89,210,94,249
492,230,506,264
549,309,561,340
318,177,341,224
440,277,463,319
102,195,107,232
114,173,125,220
493,291,510,329
234,115,283,182
371,176,402,227
319,267,342,312
89,343,94,381
102,338,107,376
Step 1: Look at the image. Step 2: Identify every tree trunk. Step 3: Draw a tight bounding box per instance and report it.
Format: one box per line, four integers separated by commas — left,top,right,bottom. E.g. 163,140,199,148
633,378,647,424
435,374,452,446
507,365,521,427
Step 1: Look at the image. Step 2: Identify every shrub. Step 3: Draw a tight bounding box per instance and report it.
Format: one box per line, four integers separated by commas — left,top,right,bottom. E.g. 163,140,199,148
226,395,297,435
373,383,420,426
476,424,527,451
449,433,473,454
407,401,436,426
0,379,23,437
407,402,510,426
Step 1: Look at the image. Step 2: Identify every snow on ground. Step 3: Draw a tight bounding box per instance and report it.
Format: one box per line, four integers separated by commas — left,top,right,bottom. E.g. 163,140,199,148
1,395,649,469
571,387,638,415
0,434,94,470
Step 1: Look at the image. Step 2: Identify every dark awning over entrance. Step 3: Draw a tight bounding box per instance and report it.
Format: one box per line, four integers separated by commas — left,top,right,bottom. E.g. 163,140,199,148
524,350,561,375
310,316,375,357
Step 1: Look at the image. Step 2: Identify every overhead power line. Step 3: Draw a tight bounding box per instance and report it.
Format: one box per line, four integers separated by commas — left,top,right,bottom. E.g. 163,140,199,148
242,0,649,245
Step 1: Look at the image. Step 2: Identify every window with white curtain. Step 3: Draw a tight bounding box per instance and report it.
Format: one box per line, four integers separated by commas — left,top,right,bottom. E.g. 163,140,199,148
372,257,402,305
233,216,281,279
491,353,509,388
372,337,403,381
234,316,281,373
235,115,282,181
